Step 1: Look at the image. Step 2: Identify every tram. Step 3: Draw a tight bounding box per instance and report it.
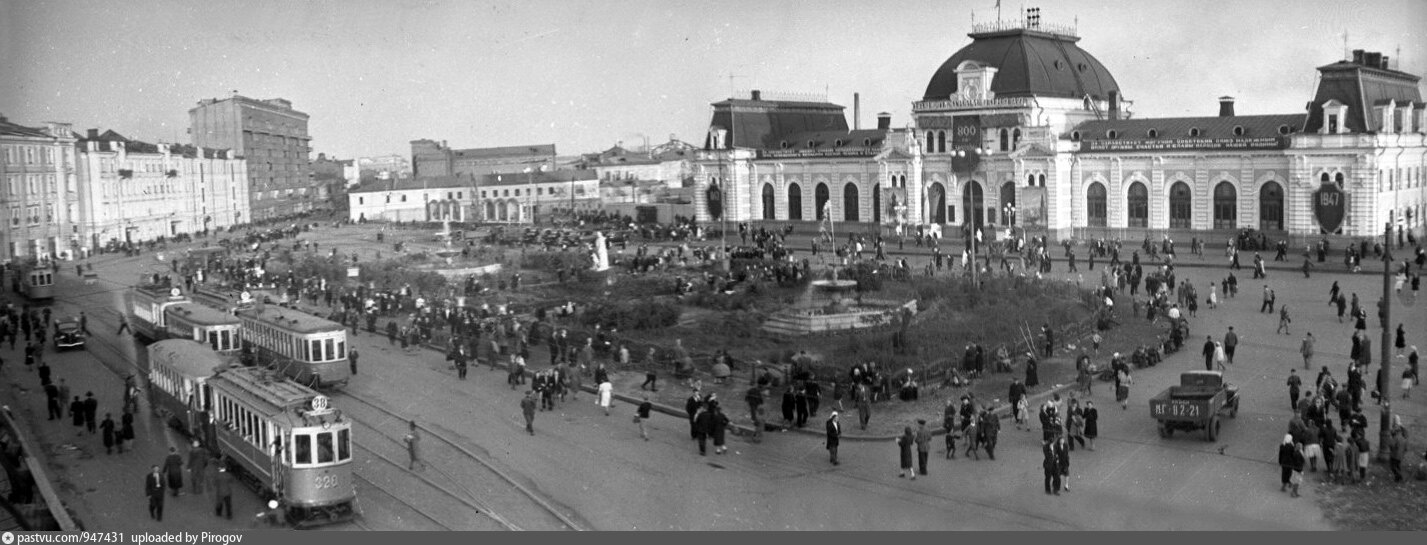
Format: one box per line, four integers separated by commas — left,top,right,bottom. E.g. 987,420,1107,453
145,340,357,527
236,305,350,389
10,262,55,301
146,339,224,443
127,282,191,341
162,303,243,357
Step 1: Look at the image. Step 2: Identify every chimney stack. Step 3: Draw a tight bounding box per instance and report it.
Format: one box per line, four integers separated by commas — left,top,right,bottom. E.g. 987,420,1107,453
854,93,861,130
1353,49,1365,65
1108,91,1120,120
1381,55,1390,69
1218,96,1235,117
1366,51,1381,68
877,112,891,131
750,89,762,101
87,128,98,139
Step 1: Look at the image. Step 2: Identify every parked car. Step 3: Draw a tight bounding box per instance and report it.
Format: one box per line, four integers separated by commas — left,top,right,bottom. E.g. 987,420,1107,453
54,317,86,351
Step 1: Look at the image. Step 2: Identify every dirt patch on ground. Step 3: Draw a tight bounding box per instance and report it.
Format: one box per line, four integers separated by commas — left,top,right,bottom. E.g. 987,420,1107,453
1313,418,1427,531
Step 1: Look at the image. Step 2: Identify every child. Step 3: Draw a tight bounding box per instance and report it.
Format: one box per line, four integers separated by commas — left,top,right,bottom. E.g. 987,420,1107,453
1090,332,1102,355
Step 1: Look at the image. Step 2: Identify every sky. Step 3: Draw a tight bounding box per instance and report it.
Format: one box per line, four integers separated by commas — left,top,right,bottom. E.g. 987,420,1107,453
2,0,1424,162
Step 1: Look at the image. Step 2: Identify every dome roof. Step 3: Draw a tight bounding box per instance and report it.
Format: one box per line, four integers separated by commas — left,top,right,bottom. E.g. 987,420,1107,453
922,29,1120,101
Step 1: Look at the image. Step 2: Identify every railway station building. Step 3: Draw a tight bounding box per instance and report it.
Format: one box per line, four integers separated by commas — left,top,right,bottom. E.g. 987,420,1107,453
693,17,1426,243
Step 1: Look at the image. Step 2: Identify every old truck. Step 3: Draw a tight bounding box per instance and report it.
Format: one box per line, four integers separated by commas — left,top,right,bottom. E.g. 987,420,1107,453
1149,370,1239,441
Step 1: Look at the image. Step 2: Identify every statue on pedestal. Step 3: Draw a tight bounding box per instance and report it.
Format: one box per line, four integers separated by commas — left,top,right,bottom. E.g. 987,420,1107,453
591,231,610,272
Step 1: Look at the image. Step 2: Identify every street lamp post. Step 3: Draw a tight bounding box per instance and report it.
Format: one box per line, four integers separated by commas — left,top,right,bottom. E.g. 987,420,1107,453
953,146,989,289
1377,221,1395,462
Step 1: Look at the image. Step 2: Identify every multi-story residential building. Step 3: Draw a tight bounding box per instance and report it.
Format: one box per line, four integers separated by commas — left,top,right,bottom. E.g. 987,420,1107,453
410,139,556,178
189,95,315,222
74,129,249,248
1,115,78,262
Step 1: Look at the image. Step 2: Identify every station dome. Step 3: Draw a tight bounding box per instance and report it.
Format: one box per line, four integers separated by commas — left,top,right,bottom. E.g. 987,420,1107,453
922,27,1120,101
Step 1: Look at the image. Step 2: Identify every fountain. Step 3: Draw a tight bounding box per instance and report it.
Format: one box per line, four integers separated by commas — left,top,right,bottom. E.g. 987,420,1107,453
761,260,918,336
415,215,502,279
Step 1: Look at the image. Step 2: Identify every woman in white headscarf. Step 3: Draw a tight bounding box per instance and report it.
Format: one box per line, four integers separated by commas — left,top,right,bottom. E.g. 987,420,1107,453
1278,434,1297,493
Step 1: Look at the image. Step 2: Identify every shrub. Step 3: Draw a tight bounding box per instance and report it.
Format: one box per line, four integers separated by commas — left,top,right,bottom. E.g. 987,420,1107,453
583,299,681,330
842,262,883,292
522,250,592,273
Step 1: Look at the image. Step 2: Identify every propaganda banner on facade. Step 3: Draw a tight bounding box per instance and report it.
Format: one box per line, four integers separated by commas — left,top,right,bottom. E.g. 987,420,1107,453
1312,183,1345,234
1020,186,1047,228
705,182,723,221
881,186,908,225
950,115,981,173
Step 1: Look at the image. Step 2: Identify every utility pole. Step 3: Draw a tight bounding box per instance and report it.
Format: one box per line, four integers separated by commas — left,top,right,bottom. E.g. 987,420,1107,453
1377,221,1394,462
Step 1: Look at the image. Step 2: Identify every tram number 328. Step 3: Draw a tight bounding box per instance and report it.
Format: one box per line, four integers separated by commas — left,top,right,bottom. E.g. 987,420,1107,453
1153,403,1201,418
313,474,341,489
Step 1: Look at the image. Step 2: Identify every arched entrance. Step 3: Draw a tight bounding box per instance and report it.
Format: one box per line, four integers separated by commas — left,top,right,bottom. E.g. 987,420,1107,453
762,183,776,220
962,180,984,228
1213,181,1237,229
872,183,881,223
1128,182,1148,227
843,183,859,222
485,200,497,221
788,183,803,220
1169,182,1192,229
505,199,521,222
815,183,830,220
928,182,947,224
1259,181,1283,231
1000,182,1016,225
1087,182,1107,227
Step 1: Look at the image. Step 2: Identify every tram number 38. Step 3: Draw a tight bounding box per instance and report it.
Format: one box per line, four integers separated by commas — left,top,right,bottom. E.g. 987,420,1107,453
1153,403,1200,418
313,474,341,489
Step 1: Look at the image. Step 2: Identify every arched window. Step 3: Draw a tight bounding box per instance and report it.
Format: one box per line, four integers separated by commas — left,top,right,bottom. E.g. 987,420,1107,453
962,181,984,228
928,182,947,224
1087,182,1108,227
1320,172,1330,183
815,183,830,220
1169,182,1192,228
1259,181,1284,231
1000,181,1016,225
788,183,803,220
1037,173,1046,187
1012,128,1022,149
925,132,934,153
999,129,1010,152
1213,181,1237,229
761,183,776,220
1124,181,1147,226
1334,172,1345,186
937,131,947,153
843,183,860,222
1027,174,1035,187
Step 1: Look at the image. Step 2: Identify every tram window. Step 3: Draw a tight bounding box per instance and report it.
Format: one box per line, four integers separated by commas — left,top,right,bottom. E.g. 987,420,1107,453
294,434,312,465
317,432,335,464
310,339,320,361
273,434,283,458
337,340,346,360
324,339,335,362
208,331,219,351
337,428,351,461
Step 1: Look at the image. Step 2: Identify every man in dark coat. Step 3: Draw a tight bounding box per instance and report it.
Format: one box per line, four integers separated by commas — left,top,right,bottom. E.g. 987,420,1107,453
82,392,98,434
100,413,116,454
1025,354,1040,388
213,465,234,519
943,399,958,459
145,465,165,520
915,419,932,475
162,446,184,496
825,412,841,465
686,391,704,438
1043,440,1062,495
1202,336,1216,371
187,441,209,494
980,407,1001,460
693,407,712,456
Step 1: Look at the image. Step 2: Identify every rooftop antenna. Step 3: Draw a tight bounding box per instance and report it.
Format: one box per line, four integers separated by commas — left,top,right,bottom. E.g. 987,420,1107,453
1395,44,1400,69
1342,31,1348,61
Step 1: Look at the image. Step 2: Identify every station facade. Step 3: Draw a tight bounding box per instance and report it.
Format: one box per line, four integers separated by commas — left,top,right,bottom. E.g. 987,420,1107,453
693,18,1426,241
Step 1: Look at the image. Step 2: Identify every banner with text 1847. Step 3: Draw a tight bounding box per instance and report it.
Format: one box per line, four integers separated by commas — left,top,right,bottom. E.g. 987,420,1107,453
1312,183,1345,234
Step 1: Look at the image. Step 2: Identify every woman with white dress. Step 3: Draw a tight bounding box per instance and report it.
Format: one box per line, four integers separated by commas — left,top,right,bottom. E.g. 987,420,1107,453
598,381,614,416
1207,284,1219,309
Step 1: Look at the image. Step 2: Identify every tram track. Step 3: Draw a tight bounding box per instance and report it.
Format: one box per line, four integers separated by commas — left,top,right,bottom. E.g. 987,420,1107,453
334,390,584,531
